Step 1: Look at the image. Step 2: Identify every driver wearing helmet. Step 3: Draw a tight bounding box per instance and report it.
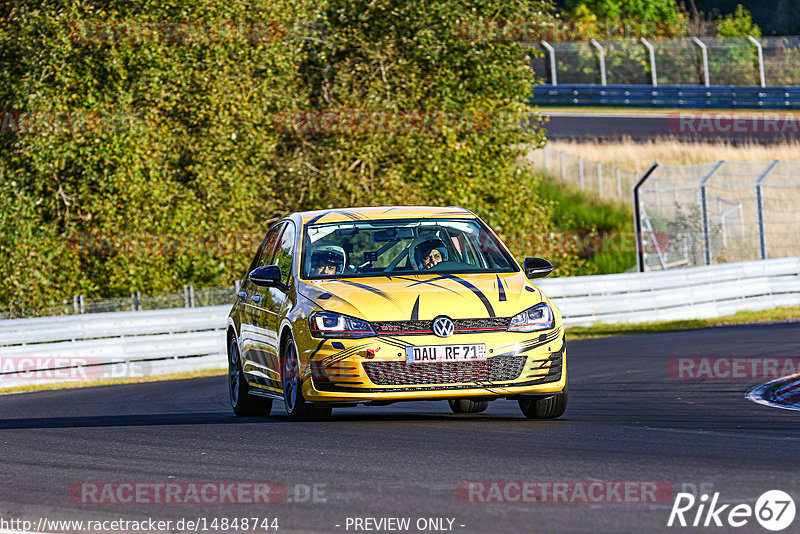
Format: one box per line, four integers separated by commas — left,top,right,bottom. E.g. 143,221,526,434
309,244,346,276
415,238,448,270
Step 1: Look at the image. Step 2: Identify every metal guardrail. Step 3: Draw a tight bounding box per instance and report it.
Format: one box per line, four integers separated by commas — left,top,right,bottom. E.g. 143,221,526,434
537,256,800,326
0,306,229,388
1,256,798,388
531,84,800,109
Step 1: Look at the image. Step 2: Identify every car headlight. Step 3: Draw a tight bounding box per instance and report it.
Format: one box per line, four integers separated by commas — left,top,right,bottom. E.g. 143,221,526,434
309,311,376,338
507,303,555,332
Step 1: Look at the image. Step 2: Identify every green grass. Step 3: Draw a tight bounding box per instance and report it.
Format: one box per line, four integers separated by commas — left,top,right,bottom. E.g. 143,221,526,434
568,305,800,340
537,176,637,274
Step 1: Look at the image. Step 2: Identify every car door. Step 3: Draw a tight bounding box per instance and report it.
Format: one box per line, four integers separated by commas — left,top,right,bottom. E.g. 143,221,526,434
252,220,297,392
239,222,284,389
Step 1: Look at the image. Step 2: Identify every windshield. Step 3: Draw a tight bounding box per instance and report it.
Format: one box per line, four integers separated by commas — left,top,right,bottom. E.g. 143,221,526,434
302,218,517,278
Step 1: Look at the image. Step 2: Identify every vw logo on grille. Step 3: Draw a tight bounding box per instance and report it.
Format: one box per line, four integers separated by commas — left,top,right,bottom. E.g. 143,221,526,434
432,316,455,338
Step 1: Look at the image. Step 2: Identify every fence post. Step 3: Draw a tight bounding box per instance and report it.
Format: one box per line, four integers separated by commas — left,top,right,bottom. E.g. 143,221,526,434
640,37,657,86
540,40,557,86
700,161,725,266
184,285,195,308
590,39,607,86
560,151,566,182
597,162,603,198
132,291,141,311
756,160,779,260
73,294,84,314
692,37,710,87
616,168,622,198
634,163,660,272
234,280,241,293
543,145,549,170
747,35,766,88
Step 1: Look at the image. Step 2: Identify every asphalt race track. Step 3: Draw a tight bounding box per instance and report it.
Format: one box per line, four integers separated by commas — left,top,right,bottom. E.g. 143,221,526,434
1,322,798,534
542,112,800,144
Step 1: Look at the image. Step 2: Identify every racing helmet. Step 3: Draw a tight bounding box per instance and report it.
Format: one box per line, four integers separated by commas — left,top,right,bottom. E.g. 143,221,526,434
414,238,448,269
309,243,346,275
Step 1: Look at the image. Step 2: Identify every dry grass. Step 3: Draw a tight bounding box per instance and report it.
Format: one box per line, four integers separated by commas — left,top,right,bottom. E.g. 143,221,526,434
546,139,800,173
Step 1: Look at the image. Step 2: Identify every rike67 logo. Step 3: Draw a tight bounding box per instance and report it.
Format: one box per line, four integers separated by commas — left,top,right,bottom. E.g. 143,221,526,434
668,490,795,531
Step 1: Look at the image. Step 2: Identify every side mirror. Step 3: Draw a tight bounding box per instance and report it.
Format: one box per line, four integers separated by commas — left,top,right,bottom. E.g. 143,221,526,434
523,257,553,279
248,265,284,288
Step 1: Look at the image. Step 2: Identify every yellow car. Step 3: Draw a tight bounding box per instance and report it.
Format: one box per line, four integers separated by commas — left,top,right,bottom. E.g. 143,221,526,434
227,206,566,421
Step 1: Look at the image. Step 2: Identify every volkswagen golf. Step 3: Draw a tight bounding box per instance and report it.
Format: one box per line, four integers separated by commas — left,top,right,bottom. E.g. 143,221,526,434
227,206,567,421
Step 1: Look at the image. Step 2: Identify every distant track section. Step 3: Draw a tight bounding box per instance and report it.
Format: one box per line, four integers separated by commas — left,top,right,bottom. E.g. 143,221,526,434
541,112,800,143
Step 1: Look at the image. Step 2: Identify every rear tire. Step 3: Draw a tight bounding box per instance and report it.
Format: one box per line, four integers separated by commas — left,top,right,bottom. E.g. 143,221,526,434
518,384,568,419
448,399,489,414
282,336,332,422
229,337,273,417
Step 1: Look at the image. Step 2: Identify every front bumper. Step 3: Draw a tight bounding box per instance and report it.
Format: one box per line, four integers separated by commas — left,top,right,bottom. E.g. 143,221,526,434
298,327,567,403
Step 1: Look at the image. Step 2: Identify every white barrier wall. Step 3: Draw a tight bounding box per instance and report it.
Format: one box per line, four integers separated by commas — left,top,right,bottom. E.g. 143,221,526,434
536,257,800,326
1,257,798,388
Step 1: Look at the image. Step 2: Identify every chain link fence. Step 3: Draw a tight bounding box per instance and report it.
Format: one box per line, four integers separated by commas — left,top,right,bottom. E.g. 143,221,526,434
530,36,800,86
635,160,800,270
524,146,641,203
526,147,800,271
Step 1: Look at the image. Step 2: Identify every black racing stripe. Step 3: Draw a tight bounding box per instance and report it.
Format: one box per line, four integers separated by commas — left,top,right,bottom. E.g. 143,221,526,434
397,276,461,295
493,327,563,357
319,341,373,366
411,296,420,321
377,336,412,349
437,274,495,317
309,339,326,358
301,339,328,377
306,209,365,226
496,275,506,302
333,279,401,308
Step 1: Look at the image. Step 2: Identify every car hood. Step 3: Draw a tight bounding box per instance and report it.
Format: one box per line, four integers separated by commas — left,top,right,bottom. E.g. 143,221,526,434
297,272,546,321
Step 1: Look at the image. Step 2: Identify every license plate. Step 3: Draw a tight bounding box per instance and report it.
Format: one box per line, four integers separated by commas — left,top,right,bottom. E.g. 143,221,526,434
405,344,487,363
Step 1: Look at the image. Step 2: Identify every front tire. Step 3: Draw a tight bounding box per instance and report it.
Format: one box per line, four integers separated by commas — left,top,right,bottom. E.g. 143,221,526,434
448,399,489,414
282,336,332,421
229,337,272,417
518,384,568,419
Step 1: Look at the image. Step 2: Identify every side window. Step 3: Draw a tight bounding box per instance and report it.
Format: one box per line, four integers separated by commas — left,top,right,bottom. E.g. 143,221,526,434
272,222,296,285
248,223,284,275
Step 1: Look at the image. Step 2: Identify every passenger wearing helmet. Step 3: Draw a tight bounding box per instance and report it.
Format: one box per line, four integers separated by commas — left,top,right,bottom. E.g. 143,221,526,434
415,238,448,270
310,244,346,276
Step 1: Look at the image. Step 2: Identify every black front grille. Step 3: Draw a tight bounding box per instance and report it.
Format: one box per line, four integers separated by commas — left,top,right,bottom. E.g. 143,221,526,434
363,356,526,385
372,317,510,335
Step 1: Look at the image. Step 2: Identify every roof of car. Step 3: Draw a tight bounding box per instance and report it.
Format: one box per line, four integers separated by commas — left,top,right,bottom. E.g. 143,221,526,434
296,206,476,225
